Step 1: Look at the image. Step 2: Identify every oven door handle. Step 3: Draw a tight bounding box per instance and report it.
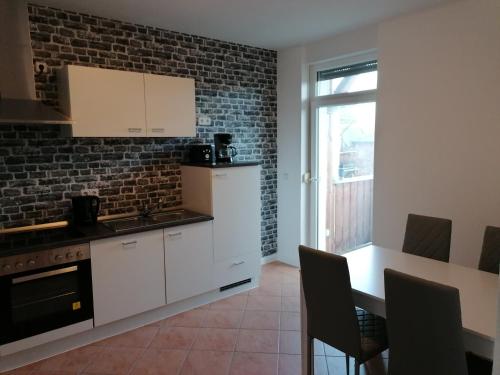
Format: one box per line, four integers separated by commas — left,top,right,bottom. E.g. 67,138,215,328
12,266,78,284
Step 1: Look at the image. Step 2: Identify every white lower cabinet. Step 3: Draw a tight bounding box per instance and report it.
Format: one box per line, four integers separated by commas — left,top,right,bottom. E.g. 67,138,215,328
164,221,214,303
90,230,166,326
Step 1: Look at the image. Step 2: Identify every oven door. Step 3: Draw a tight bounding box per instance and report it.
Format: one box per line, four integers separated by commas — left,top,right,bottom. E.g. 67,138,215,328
0,260,94,345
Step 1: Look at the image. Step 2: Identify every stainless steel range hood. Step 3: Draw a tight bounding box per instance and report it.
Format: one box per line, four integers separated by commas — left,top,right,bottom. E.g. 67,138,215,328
0,0,72,124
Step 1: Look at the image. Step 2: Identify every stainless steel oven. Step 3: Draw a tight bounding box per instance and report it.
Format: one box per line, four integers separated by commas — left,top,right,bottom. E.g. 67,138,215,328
0,243,94,345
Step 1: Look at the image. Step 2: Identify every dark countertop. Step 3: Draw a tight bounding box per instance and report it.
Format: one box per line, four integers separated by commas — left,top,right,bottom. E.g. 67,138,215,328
181,161,260,168
0,209,213,258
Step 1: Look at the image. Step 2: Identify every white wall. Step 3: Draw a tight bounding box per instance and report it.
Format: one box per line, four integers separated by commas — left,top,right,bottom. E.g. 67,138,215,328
277,46,307,266
373,0,500,266
277,26,377,266
277,0,500,268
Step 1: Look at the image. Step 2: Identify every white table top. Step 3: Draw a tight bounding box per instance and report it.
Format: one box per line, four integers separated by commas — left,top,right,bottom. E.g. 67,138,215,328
344,245,498,343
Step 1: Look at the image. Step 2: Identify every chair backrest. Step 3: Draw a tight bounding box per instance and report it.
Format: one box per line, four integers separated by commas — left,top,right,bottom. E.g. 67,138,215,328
402,213,452,262
384,268,468,375
478,226,500,274
298,245,361,357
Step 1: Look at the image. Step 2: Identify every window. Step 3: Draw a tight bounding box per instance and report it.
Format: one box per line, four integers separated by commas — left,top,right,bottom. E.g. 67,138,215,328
310,57,378,253
316,60,378,96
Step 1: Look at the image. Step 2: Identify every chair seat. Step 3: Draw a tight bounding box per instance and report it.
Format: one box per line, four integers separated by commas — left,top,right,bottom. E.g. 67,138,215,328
356,307,389,362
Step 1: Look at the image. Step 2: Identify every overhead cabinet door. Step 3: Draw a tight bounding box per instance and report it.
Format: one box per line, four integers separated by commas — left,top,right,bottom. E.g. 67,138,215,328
59,65,146,137
144,73,196,137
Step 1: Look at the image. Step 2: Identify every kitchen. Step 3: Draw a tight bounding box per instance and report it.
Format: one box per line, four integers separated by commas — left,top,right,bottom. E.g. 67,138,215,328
2,0,500,374
0,0,275,372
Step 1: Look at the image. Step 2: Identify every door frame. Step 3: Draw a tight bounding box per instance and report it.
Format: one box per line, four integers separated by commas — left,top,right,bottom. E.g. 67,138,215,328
308,51,378,249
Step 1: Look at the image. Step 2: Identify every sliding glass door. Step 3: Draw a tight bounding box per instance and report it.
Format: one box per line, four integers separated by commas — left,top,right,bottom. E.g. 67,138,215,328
310,59,377,254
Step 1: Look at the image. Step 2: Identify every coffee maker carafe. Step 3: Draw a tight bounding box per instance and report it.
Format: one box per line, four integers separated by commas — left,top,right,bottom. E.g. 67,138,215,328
214,133,237,163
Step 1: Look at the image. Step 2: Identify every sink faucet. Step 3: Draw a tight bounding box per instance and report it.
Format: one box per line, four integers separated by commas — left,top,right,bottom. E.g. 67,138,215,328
140,197,165,217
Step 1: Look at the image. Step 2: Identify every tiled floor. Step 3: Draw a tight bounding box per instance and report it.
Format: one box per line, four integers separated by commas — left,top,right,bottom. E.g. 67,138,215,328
5,262,380,375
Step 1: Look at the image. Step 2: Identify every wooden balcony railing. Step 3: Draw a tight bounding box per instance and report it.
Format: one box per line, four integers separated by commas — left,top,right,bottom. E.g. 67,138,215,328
325,177,373,254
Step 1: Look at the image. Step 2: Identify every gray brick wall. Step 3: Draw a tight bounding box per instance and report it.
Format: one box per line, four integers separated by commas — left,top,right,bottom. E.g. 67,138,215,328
0,4,277,257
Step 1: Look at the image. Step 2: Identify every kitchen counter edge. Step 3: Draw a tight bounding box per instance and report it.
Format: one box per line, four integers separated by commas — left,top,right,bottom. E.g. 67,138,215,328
0,213,214,258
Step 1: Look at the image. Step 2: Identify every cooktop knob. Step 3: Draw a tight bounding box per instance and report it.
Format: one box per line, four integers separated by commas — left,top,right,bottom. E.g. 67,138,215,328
2,264,11,272
77,251,84,258
66,252,75,260
27,259,36,266
15,262,24,270
55,254,63,261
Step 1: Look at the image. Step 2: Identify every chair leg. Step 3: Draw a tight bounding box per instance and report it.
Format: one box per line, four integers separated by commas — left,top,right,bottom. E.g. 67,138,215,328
354,359,360,375
306,335,315,375
345,354,350,375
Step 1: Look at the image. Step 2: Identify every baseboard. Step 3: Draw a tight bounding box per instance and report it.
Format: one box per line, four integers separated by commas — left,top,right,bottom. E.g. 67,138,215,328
261,253,278,265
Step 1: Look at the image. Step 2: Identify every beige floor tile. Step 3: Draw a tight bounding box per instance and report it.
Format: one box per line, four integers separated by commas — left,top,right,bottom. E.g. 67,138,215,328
130,348,187,375
201,309,243,329
278,354,301,375
236,329,279,353
241,310,280,330
150,326,198,350
279,331,301,355
94,325,158,348
180,350,233,375
246,295,282,311
229,352,278,375
192,328,238,351
279,311,300,331
85,347,143,374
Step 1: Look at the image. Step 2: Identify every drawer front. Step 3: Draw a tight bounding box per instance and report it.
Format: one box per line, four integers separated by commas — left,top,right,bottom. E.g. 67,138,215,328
90,230,166,326
214,253,260,288
164,222,214,304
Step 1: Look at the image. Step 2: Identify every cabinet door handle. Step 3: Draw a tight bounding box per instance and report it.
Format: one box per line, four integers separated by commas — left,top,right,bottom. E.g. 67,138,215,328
122,240,138,247
167,232,182,237
231,260,245,267
128,128,142,133
214,173,228,177
150,128,165,133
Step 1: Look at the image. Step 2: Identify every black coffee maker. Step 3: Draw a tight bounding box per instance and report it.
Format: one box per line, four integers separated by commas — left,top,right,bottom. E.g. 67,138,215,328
72,196,100,225
214,133,237,163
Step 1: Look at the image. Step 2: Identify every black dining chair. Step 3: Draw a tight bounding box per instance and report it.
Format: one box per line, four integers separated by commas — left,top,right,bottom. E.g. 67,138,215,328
402,213,452,262
384,268,468,375
478,225,500,274
463,226,500,375
299,245,388,375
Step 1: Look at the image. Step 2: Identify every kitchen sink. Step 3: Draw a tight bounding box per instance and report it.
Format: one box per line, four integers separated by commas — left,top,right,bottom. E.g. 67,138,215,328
102,209,205,232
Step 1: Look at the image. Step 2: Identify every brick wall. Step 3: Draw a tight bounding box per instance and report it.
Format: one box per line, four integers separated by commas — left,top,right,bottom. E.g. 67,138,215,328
0,4,277,257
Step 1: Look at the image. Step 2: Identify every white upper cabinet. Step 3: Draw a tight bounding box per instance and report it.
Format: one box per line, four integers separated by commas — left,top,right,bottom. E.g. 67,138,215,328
58,65,196,137
144,73,196,137
58,65,146,137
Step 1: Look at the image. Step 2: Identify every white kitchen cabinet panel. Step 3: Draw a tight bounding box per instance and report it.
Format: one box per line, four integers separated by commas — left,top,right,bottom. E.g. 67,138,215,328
214,252,260,288
58,65,146,137
164,221,214,303
144,73,196,137
91,230,166,326
211,167,261,262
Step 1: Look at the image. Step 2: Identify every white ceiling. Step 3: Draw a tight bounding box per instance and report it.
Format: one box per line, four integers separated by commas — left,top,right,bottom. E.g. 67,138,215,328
35,0,451,49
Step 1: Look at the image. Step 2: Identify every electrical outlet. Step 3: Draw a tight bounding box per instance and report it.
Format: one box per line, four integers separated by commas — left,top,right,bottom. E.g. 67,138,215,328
81,189,99,196
198,116,211,126
34,61,48,74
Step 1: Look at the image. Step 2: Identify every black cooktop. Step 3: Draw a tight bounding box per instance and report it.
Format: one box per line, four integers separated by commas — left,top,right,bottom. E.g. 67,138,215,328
0,227,86,256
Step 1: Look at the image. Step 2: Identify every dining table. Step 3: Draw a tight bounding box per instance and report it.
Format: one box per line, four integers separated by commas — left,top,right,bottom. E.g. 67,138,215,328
300,245,498,373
